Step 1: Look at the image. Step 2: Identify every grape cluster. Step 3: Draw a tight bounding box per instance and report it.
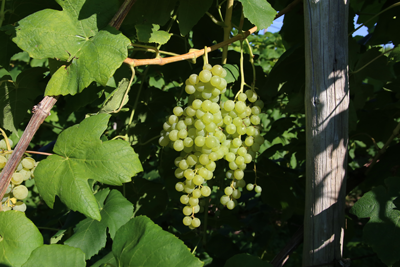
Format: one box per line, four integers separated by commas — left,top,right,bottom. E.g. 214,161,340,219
159,64,263,229
0,139,37,212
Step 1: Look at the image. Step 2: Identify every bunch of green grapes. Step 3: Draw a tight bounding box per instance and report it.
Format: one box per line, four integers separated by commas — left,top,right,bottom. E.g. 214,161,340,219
1,138,37,212
159,64,263,229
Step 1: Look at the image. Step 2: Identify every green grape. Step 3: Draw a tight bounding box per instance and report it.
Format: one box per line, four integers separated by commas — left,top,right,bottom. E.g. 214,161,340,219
203,64,212,70
223,115,232,125
210,95,220,103
225,152,235,162
237,125,246,135
163,122,172,131
255,185,262,193
246,126,255,136
245,136,254,146
255,135,265,145
178,129,188,139
179,195,189,205
201,100,212,112
206,161,216,171
251,143,261,152
235,156,245,165
175,182,184,192
245,106,252,116
232,138,242,148
188,128,197,138
226,124,236,134
238,163,247,170
184,185,194,194
189,74,199,85
183,216,192,226
226,200,235,210
174,157,183,167
11,173,24,185
246,183,254,191
254,99,264,109
191,218,201,228
211,64,223,76
231,189,241,199
205,136,218,149
235,101,246,114
220,68,227,78
210,103,220,113
193,175,204,185
229,146,239,154
210,76,221,87
229,110,238,118
224,187,233,195
192,99,202,109
178,160,189,170
224,100,235,111
199,70,212,82
243,118,251,126
236,179,246,188
196,129,206,137
234,169,244,180
173,106,184,117
202,113,213,124
217,78,227,90
169,130,178,141
174,168,184,178
184,146,193,153
233,117,242,127
183,205,192,215
201,186,211,196
169,115,178,125
159,136,170,146
189,197,199,206
12,185,28,200
244,153,252,163
196,83,205,92
194,120,205,130
192,189,202,198
250,115,261,125
237,147,247,157
199,154,209,165
193,205,200,213
229,161,238,170
174,140,184,151
205,170,213,180
184,169,195,180
186,106,196,117
238,93,247,102
183,137,193,147
220,195,230,205
176,120,186,130
251,106,261,115
209,152,218,161
187,154,198,165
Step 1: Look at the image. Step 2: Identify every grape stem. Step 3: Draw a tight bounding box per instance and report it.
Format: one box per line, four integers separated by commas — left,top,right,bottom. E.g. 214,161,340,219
0,128,11,151
203,46,209,65
221,0,234,64
25,151,53,156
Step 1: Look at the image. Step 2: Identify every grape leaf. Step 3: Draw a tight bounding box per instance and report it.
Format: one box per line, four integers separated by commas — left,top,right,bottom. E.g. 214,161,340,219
99,78,130,113
21,244,85,267
224,254,272,267
0,67,47,135
350,176,400,266
91,251,117,267
0,211,43,267
34,113,143,221
64,189,134,259
237,0,276,30
11,0,130,96
223,64,239,84
178,0,213,36
136,24,171,45
113,216,204,267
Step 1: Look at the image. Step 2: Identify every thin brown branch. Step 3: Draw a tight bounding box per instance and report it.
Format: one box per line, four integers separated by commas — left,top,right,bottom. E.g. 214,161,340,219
109,0,137,30
0,96,58,201
25,151,53,156
275,0,302,20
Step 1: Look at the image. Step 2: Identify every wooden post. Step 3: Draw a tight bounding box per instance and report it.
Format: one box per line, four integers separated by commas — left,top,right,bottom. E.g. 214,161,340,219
302,1,349,266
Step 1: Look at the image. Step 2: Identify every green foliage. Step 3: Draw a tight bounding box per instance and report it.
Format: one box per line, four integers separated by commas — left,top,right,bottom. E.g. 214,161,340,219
0,211,43,267
112,216,204,267
34,114,142,220
22,244,86,267
237,0,276,30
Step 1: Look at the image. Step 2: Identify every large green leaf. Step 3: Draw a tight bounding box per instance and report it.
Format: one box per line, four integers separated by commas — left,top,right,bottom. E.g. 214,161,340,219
91,251,117,267
34,113,143,220
65,189,134,259
99,78,130,114
21,244,85,267
224,254,272,267
350,176,400,266
178,0,213,36
0,211,43,267
11,0,130,96
237,0,276,30
113,216,203,267
0,67,47,135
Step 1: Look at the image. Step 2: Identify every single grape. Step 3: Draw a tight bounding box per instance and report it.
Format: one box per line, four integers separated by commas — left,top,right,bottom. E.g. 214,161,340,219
175,182,185,192
189,74,199,85
226,124,236,134
232,138,242,148
235,156,245,166
238,93,247,102
199,154,210,165
191,218,201,228
180,195,190,204
246,183,254,191
235,101,246,114
12,202,27,212
220,195,230,205
11,173,24,185
201,186,211,196
187,154,198,165
193,205,200,213
192,189,202,198
12,185,29,200
173,107,184,117
245,136,254,146
224,100,235,111
229,161,238,170
255,185,262,193
169,130,178,141
0,155,7,168
206,161,216,171
211,65,223,76
174,140,184,151
203,64,212,70
250,115,261,125
224,187,233,195
174,168,184,179
225,152,235,162
189,197,199,206
226,200,235,210
192,99,202,109
231,189,241,199
254,99,265,109
178,129,188,139
195,136,206,147
199,70,212,83
183,216,192,226
183,137,194,147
